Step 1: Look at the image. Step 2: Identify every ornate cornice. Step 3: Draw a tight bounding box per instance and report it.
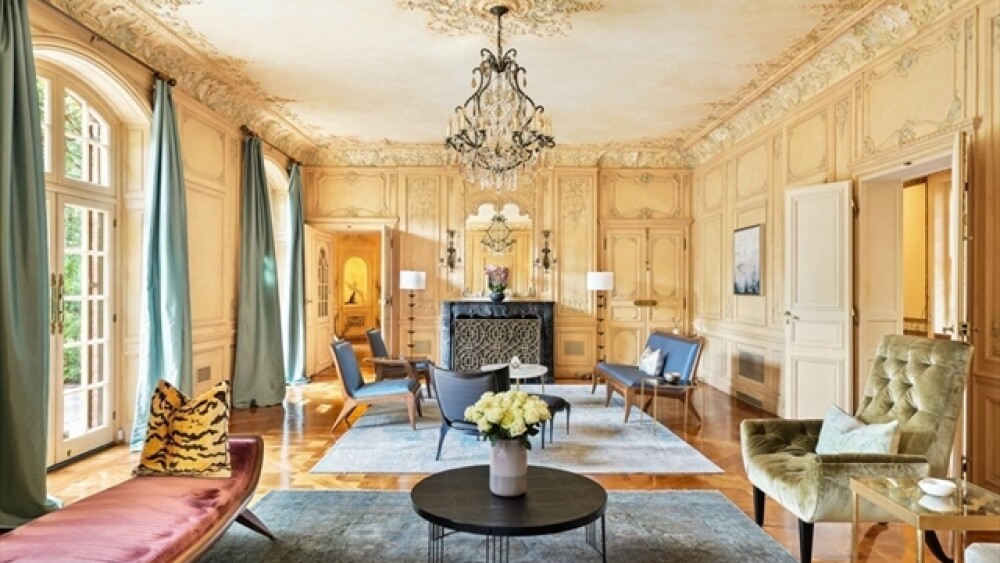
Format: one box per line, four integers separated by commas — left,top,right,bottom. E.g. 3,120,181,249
44,0,975,169
46,0,318,162
395,0,604,37
685,0,970,165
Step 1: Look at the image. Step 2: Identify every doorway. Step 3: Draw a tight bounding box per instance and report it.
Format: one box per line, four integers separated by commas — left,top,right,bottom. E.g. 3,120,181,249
47,194,115,463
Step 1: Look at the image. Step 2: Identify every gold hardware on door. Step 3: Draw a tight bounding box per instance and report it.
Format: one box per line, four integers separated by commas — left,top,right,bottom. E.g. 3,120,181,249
783,310,799,324
633,299,657,307
49,273,58,334
56,274,65,335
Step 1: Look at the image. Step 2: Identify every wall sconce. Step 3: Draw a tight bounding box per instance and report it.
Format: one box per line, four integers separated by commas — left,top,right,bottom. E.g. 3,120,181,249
440,229,462,271
534,230,557,272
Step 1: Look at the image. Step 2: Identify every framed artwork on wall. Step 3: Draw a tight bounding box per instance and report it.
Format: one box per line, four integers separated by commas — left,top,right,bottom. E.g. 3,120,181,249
734,224,763,295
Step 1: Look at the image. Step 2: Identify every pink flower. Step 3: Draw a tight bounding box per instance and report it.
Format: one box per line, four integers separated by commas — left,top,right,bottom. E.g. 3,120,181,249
484,265,509,292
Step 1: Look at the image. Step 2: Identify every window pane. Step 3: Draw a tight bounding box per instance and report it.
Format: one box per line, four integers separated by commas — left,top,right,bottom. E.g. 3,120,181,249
64,205,82,249
64,91,83,136
88,387,105,430
65,136,83,179
63,345,82,387
88,299,104,340
63,390,85,439
88,255,104,295
63,254,82,296
88,343,105,384
88,209,105,252
62,300,82,343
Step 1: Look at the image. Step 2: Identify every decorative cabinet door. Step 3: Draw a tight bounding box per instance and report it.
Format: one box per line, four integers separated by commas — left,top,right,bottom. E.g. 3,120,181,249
603,224,689,365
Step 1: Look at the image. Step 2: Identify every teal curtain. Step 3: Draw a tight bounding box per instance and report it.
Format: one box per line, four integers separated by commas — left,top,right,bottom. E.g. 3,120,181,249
0,0,61,527
283,163,307,385
234,137,285,407
129,78,193,450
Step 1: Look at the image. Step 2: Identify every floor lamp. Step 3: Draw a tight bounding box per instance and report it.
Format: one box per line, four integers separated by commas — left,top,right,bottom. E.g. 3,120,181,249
398,270,426,356
586,271,614,363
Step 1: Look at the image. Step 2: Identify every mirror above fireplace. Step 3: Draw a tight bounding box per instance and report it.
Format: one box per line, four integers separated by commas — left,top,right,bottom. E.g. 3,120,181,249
464,202,533,297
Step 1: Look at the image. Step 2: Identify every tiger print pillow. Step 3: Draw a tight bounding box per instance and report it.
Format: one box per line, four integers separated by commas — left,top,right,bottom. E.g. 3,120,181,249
133,379,232,477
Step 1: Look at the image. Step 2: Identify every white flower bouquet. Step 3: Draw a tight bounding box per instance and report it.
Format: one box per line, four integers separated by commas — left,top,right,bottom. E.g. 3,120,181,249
464,390,552,449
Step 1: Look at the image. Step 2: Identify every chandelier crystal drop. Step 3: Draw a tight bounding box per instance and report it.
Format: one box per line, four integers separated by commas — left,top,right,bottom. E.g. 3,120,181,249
445,5,555,192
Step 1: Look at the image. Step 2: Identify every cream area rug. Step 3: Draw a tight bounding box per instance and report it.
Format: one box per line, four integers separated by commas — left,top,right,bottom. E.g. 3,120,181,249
310,384,722,474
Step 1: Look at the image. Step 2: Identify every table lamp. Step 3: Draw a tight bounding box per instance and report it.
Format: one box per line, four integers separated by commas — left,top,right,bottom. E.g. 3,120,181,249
399,270,426,355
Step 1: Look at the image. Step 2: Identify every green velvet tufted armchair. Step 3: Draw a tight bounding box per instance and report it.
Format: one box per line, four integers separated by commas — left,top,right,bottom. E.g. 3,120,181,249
740,334,972,563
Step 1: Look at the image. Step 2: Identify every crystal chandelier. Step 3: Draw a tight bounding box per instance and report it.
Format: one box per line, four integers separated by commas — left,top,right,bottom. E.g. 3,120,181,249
445,5,555,192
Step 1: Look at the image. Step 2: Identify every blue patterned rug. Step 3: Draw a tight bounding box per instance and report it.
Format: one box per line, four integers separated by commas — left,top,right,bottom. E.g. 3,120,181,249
311,384,722,474
202,490,795,562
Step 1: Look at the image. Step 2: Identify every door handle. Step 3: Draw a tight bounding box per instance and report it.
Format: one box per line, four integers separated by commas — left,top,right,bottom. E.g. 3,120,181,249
633,299,658,307
56,274,65,334
783,310,799,320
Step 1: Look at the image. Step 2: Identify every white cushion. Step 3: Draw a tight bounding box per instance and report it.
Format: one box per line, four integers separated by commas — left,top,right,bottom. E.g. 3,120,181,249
637,346,664,376
815,405,900,455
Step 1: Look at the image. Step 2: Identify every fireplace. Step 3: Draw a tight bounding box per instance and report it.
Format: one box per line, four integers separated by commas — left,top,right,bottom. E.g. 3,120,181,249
440,300,554,378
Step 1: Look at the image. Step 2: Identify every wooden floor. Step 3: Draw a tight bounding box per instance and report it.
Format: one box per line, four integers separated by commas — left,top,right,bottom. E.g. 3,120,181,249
48,371,963,562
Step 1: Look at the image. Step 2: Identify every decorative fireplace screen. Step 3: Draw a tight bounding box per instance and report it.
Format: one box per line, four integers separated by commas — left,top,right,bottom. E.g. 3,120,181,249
452,318,541,371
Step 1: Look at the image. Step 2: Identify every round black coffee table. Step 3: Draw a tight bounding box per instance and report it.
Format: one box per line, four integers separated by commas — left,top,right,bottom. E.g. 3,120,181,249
411,465,607,562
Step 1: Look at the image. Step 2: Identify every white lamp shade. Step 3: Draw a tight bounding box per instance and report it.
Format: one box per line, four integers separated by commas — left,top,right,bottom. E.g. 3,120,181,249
586,271,614,291
399,270,426,291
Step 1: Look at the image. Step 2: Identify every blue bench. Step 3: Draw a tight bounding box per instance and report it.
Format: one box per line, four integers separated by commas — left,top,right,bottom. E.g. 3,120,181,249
595,332,704,423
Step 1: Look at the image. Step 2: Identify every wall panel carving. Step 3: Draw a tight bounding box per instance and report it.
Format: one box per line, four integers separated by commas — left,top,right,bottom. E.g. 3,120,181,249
599,169,688,219
786,110,829,183
554,173,596,317
308,169,395,219
179,112,227,187
186,185,226,323
735,142,770,198
862,22,967,155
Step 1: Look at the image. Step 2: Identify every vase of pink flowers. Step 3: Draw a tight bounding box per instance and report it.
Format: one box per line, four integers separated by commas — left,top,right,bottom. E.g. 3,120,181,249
485,265,509,302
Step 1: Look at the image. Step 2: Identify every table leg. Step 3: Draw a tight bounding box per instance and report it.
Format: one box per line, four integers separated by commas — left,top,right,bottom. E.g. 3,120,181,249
683,390,689,433
427,522,445,563
584,516,607,562
917,528,925,563
954,531,964,563
851,491,858,563
925,530,954,563
485,534,509,563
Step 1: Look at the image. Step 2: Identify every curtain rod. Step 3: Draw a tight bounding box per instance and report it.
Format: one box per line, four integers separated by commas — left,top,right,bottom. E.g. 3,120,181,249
241,125,302,168
43,0,175,85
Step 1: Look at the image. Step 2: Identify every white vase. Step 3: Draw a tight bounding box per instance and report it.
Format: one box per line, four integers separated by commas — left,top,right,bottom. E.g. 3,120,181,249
489,439,528,497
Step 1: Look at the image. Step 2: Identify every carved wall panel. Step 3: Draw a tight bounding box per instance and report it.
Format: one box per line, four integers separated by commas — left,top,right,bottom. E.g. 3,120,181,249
178,112,228,188
701,165,725,213
734,142,770,198
554,172,596,318
400,173,443,321
187,185,226,325
307,168,396,219
862,21,968,155
700,215,724,320
598,169,689,219
833,94,853,178
786,109,829,183
554,327,594,378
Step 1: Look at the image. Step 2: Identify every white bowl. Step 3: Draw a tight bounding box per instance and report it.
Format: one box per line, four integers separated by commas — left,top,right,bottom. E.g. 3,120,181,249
918,494,957,513
918,477,957,497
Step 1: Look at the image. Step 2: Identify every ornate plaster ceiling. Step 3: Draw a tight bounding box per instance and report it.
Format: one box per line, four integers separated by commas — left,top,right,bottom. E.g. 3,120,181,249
48,0,954,166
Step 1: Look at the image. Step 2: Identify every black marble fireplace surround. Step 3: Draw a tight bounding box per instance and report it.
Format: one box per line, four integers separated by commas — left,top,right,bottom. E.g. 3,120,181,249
440,300,555,380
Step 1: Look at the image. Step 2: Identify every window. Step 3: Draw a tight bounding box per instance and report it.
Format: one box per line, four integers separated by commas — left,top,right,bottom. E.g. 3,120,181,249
36,71,112,190
37,77,51,173
318,248,329,318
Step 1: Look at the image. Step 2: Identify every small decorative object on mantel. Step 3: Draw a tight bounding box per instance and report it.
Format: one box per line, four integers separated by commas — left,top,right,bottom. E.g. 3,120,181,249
510,355,521,370
465,390,551,497
485,264,509,302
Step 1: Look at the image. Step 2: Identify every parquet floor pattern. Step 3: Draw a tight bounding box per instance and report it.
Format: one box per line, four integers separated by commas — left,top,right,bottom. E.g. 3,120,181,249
47,370,962,562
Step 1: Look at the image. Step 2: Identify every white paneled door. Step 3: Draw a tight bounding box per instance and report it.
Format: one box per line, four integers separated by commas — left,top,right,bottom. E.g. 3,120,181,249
783,181,852,419
304,226,334,376
47,195,115,464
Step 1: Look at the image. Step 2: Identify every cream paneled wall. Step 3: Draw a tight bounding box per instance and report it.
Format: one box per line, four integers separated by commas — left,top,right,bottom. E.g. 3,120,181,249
692,0,1000,426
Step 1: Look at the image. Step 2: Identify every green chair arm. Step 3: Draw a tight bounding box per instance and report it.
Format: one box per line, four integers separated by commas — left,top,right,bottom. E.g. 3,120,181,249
740,418,823,458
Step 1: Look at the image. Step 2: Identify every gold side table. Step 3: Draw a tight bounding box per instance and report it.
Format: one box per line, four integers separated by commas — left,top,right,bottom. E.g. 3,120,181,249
850,477,1000,563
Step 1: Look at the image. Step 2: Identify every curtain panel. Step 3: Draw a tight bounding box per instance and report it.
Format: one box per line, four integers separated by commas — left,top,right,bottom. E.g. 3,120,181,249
0,0,61,527
130,78,194,450
283,163,307,385
233,137,285,407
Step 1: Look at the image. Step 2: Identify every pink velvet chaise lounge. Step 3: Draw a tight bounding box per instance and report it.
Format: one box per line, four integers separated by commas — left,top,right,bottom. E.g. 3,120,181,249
0,434,272,562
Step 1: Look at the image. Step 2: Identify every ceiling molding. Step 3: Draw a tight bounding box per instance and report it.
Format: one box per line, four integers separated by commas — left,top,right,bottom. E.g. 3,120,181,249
395,0,604,37
42,0,973,169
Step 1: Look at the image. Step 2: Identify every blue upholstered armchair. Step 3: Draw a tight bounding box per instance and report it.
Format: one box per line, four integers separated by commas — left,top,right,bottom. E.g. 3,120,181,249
329,339,423,433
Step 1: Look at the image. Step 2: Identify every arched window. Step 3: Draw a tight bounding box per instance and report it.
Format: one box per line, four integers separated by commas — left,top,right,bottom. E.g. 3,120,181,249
36,70,112,189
